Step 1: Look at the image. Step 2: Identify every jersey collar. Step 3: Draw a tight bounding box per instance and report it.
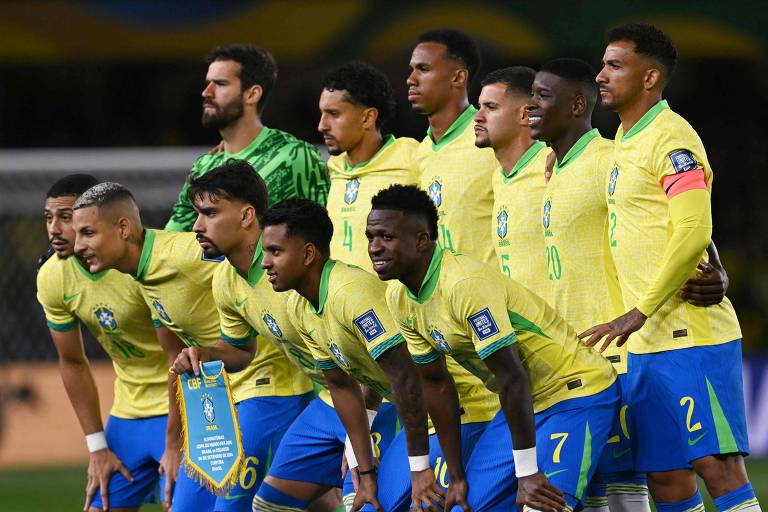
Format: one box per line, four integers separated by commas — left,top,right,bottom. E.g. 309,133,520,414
311,259,336,315
134,228,156,282
226,126,272,158
427,105,477,151
554,128,600,173
406,244,443,304
236,235,265,286
72,256,108,281
499,140,547,183
344,134,395,172
620,100,669,142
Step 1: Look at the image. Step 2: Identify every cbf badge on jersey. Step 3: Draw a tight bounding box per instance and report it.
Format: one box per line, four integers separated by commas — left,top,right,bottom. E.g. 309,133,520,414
177,360,244,494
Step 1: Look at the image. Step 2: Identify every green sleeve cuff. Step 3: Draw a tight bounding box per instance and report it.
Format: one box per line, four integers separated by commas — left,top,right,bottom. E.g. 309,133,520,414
47,319,78,332
411,349,441,365
370,333,405,360
220,331,254,347
477,333,517,360
317,359,340,371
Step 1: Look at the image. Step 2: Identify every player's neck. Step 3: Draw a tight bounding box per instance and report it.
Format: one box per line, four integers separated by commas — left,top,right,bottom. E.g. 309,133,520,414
221,115,264,154
346,131,384,168
428,97,469,143
496,134,536,176
403,244,435,296
120,230,145,276
550,122,592,164
618,93,662,135
228,233,260,278
297,259,326,310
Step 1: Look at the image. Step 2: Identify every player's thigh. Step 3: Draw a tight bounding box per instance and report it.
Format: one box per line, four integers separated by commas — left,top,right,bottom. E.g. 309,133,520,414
597,374,638,475
90,415,166,510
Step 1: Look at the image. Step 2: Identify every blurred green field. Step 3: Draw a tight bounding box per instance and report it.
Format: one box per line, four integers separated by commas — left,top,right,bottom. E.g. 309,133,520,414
1,460,766,511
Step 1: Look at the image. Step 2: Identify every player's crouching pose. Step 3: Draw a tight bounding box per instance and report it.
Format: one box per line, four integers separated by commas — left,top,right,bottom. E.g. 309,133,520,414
37,175,170,512
368,185,620,512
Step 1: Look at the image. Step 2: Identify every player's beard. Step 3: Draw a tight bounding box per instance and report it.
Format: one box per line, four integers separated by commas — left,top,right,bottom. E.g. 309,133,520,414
196,234,224,259
474,134,491,149
201,98,245,130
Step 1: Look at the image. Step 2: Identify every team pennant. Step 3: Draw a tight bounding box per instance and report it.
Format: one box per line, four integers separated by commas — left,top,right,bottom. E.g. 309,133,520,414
177,360,244,494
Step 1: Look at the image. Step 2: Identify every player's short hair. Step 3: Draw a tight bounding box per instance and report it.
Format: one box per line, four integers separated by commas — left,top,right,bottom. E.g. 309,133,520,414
46,174,100,199
73,182,135,211
417,29,481,83
188,159,269,219
321,61,396,129
480,66,536,97
261,199,333,255
207,44,278,113
606,23,677,78
370,185,438,241
539,58,599,106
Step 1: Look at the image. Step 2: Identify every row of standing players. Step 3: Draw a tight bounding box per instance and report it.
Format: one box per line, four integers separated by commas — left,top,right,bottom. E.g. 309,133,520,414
37,25,759,512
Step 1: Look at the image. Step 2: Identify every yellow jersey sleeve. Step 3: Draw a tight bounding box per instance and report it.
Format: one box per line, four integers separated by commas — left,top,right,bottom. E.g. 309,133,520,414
287,291,335,370
36,259,77,331
212,264,255,346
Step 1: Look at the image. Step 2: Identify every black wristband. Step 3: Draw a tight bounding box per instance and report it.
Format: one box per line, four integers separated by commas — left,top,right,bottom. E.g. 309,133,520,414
358,467,377,475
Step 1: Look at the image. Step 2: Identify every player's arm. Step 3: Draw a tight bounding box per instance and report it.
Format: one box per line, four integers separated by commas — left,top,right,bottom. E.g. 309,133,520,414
290,142,330,206
172,338,256,375
681,240,729,306
49,326,135,511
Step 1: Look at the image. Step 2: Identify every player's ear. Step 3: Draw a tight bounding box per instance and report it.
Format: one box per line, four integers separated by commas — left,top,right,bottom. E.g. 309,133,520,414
452,68,469,89
362,107,378,131
117,216,131,240
519,103,529,126
573,94,586,117
303,242,317,268
241,205,256,227
244,84,263,108
416,231,431,251
643,68,662,91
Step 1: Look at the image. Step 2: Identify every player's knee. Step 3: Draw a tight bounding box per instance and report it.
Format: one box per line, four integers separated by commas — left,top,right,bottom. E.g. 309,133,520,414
691,454,749,497
647,470,697,502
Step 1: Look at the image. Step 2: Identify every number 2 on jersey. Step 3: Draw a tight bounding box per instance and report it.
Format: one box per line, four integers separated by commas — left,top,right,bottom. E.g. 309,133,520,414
609,212,618,247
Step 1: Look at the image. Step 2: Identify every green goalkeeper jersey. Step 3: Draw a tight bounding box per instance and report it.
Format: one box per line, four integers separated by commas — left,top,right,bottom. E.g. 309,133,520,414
166,126,329,231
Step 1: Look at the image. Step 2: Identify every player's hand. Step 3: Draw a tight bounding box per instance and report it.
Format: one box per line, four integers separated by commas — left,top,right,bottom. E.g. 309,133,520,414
443,476,472,512
409,468,445,512
159,440,182,510
681,262,729,307
340,450,350,479
579,308,647,353
207,140,225,155
544,151,556,183
516,472,566,512
171,347,211,375
350,471,382,512
84,448,134,511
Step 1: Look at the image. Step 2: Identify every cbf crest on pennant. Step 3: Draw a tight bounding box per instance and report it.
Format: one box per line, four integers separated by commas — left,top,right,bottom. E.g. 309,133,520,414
344,179,360,205
177,360,244,495
427,178,442,207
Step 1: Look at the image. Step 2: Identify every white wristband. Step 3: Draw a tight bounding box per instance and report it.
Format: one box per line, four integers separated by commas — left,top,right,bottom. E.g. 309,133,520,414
513,446,538,478
366,408,378,426
408,455,431,472
86,431,108,453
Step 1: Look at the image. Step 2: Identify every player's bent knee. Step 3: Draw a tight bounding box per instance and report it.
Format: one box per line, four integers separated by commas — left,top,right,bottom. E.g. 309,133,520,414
647,470,698,502
691,454,749,497
262,476,329,504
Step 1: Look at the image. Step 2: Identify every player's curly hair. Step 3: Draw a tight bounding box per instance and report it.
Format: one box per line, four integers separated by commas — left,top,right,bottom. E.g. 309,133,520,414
187,159,269,219
321,61,396,129
539,58,599,107
207,44,278,113
370,185,438,241
417,29,481,83
480,66,536,97
46,174,99,199
260,198,333,256
606,23,677,79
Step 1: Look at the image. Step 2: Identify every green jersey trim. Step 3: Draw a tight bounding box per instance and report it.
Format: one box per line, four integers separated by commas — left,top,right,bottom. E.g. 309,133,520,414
554,129,600,173
242,235,265,286
370,333,405,360
317,358,340,371
311,259,336,315
221,331,254,347
477,332,518,360
575,421,593,499
507,310,551,339
412,350,441,365
500,141,547,183
135,229,157,281
72,256,108,281
620,100,669,142
706,377,738,453
344,135,396,172
427,105,477,151
47,319,78,332
225,126,273,160
407,244,443,304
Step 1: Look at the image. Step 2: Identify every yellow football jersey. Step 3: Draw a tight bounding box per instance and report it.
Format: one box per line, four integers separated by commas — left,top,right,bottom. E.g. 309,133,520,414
213,237,319,401
387,246,616,413
288,260,499,424
418,106,498,266
328,135,421,271
608,101,741,354
37,255,168,419
491,140,551,297
542,130,627,373
134,229,309,402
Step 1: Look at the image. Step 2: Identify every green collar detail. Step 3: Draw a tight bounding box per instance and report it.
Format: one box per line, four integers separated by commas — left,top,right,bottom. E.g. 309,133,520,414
344,134,395,172
620,100,669,142
427,105,477,151
311,259,336,315
226,126,272,158
554,128,600,173
500,141,547,183
72,256,108,281
238,235,265,286
134,229,156,281
406,244,443,304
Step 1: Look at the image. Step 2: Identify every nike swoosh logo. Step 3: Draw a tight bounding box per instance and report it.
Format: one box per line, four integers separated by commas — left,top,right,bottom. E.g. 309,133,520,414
235,298,247,308
688,432,706,446
63,292,81,303
544,469,568,478
224,494,250,500
612,447,631,458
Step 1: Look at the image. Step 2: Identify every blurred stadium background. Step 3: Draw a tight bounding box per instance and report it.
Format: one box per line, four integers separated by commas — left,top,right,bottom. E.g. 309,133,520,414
0,1,766,509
